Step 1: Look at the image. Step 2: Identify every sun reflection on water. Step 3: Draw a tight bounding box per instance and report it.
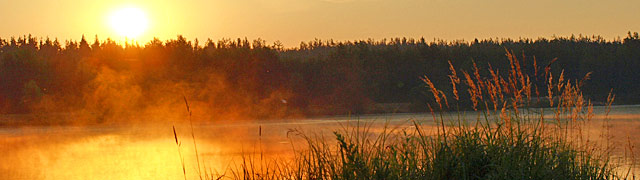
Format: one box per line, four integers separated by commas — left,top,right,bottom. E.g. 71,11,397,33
1,133,195,179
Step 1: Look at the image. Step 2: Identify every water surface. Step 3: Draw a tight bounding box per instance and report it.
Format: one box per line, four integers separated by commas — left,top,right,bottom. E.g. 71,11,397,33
1,105,639,179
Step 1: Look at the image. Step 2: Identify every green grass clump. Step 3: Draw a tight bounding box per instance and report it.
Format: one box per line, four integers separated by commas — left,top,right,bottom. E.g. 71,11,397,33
290,121,614,180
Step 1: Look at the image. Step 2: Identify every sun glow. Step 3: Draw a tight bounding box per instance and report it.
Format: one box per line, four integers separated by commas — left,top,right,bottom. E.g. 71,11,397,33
109,7,149,39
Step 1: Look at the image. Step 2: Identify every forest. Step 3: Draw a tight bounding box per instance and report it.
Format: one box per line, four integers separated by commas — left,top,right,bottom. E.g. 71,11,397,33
1,32,639,120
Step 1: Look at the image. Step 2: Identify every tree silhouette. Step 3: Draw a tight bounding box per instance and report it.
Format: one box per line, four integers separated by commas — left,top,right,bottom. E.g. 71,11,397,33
0,33,639,118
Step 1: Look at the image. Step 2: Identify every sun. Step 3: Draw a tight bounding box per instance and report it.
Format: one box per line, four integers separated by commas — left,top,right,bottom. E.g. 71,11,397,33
109,7,149,39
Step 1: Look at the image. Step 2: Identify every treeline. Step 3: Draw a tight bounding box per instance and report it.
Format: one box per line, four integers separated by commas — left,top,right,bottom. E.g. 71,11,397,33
283,33,640,112
1,33,639,119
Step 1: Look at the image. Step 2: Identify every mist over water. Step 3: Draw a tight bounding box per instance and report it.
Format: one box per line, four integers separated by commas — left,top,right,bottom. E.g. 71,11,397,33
1,105,639,179
0,113,418,179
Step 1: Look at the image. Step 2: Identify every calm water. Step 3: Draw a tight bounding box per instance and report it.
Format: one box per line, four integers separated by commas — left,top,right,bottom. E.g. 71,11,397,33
1,105,639,179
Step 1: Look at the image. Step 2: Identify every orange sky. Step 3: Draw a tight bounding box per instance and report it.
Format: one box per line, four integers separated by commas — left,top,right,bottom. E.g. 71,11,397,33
1,0,639,47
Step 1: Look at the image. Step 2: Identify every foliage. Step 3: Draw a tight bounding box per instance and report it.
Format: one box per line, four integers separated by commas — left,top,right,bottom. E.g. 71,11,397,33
1,33,640,117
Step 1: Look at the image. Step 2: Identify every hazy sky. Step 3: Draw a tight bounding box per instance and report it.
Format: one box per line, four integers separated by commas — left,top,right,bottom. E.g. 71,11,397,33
1,0,639,47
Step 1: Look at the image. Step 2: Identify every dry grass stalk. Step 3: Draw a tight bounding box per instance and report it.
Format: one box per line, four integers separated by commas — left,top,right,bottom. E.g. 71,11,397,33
508,50,526,88
448,61,460,101
579,72,592,87
173,125,188,180
548,72,554,107
472,60,484,99
184,96,203,180
500,101,511,130
422,75,443,110
544,57,558,80
606,89,615,116
488,64,504,103
439,90,449,109
462,71,479,110
485,79,498,111
558,70,565,93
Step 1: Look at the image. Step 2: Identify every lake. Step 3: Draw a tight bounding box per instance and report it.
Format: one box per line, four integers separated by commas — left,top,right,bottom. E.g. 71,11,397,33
1,105,639,179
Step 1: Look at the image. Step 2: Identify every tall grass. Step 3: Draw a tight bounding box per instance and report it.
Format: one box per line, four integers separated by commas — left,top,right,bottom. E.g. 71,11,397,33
177,50,634,179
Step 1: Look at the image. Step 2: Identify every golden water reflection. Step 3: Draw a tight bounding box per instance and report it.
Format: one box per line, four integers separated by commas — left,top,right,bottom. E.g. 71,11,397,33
0,120,350,180
1,132,189,179
2,106,640,179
